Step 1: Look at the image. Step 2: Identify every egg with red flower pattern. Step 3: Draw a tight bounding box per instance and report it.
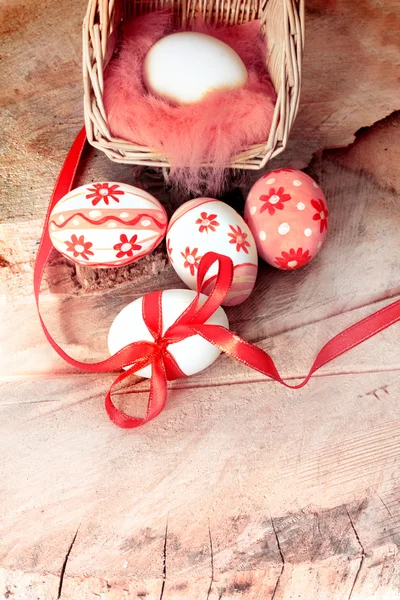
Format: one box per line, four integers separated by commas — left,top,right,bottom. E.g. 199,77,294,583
244,169,328,270
48,182,168,267
167,199,258,306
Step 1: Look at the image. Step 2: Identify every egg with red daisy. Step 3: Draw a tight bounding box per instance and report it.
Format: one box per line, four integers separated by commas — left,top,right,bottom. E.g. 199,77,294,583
48,182,168,267
167,199,258,306
244,169,329,270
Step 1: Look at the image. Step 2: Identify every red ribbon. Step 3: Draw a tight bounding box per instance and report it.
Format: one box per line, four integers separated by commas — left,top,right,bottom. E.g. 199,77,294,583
34,128,400,428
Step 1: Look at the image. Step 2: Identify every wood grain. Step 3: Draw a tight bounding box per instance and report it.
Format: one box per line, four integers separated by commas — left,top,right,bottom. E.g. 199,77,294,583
2,374,400,598
1,0,400,597
274,0,400,170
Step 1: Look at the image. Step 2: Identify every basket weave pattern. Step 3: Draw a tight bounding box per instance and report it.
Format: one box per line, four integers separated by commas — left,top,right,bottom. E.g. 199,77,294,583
83,0,304,170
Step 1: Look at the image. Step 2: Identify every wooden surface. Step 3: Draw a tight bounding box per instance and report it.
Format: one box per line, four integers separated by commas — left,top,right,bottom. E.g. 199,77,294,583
1,0,400,598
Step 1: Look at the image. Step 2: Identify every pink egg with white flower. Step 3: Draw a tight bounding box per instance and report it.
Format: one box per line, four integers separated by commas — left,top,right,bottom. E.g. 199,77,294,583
244,169,329,270
48,182,168,267
167,199,258,306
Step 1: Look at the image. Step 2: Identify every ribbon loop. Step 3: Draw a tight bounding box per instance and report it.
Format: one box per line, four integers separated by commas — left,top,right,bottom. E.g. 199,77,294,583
105,356,168,429
164,252,234,342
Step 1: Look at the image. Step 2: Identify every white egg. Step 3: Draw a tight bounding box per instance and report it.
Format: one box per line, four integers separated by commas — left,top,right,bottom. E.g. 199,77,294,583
143,32,248,105
167,199,258,306
108,289,228,378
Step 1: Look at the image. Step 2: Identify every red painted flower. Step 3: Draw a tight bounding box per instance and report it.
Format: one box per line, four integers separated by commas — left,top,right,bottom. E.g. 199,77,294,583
311,198,329,233
181,247,202,276
64,234,94,260
260,187,291,215
196,212,220,233
113,234,142,258
274,248,312,270
227,224,251,254
85,183,124,206
167,238,173,263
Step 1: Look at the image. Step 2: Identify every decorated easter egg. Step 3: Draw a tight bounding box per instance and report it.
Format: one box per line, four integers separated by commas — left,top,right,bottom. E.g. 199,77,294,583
48,182,168,267
166,199,258,306
144,32,248,105
108,289,229,378
244,169,329,270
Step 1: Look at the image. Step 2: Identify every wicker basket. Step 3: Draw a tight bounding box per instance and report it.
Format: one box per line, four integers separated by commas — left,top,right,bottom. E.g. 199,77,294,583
83,0,304,171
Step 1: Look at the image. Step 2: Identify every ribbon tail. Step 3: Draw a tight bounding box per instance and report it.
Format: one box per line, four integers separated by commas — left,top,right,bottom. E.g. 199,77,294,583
294,297,400,388
105,356,168,429
193,297,400,388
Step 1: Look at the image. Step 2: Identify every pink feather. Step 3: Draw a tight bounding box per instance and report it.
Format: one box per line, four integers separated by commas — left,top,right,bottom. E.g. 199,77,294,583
103,12,276,193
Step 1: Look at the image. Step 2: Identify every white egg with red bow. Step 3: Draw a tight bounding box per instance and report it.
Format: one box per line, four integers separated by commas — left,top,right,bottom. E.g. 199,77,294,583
48,182,168,267
244,169,329,270
108,289,229,378
166,199,258,306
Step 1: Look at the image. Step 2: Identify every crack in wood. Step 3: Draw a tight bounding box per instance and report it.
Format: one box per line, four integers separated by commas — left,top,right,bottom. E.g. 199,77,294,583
159,518,168,600
377,493,394,519
270,517,285,600
115,366,400,398
316,512,322,538
4,363,400,388
206,522,214,600
345,507,366,600
365,385,390,400
57,525,80,599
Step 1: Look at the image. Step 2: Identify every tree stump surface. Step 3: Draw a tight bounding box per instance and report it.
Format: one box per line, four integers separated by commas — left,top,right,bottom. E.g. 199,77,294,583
1,0,400,598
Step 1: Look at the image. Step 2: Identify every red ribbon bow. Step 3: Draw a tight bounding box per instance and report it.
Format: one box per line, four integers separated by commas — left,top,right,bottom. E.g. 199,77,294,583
34,127,400,429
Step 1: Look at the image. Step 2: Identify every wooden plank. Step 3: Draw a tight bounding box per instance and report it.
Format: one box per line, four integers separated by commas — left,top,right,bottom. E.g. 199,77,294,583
2,374,400,597
1,141,400,599
1,0,400,596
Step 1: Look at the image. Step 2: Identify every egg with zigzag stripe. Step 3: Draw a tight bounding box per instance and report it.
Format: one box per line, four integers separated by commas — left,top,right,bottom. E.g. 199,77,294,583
48,182,168,267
